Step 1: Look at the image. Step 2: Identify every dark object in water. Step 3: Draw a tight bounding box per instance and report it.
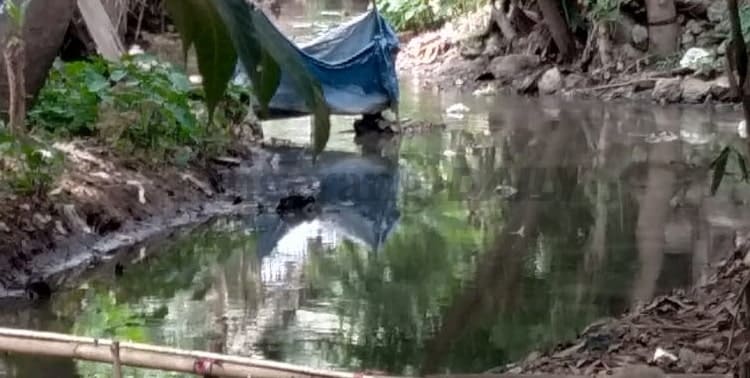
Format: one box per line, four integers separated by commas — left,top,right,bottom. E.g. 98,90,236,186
354,113,394,136
232,195,244,205
114,262,124,277
276,195,316,216
25,281,52,301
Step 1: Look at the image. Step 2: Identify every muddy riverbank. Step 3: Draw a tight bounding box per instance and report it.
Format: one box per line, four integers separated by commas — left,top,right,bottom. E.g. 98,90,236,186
397,0,739,107
492,240,750,376
0,138,266,299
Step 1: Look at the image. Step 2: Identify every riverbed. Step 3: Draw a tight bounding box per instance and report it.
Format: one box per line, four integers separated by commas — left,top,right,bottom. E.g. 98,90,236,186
1,1,750,377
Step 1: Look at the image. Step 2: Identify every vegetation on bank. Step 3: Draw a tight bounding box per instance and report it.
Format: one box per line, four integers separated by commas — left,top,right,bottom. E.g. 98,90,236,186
380,0,487,31
0,0,339,198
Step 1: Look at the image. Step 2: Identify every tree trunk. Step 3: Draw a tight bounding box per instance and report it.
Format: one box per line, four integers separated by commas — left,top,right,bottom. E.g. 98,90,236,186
537,0,576,61
646,0,679,56
0,0,77,121
4,37,26,134
631,108,680,307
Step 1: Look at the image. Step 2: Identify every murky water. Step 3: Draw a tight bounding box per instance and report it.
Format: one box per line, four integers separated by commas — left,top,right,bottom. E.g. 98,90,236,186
3,2,750,378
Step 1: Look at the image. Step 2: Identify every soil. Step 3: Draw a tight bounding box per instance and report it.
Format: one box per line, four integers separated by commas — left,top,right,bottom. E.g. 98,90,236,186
0,138,260,299
397,0,740,108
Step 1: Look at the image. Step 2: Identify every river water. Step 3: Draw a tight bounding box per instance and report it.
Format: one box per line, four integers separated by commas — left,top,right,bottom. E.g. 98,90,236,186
3,2,750,377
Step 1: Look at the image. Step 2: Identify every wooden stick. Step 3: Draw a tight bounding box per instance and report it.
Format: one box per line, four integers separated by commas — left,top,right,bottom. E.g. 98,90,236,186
111,340,122,378
0,327,401,378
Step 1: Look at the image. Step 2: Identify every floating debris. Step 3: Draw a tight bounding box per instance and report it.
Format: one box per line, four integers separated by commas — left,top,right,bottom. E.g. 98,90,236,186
645,131,679,144
446,103,470,119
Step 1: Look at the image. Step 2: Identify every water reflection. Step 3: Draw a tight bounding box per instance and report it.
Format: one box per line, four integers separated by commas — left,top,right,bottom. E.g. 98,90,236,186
2,93,750,377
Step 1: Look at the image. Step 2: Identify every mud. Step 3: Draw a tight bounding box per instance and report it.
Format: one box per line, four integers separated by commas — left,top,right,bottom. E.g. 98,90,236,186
0,138,315,301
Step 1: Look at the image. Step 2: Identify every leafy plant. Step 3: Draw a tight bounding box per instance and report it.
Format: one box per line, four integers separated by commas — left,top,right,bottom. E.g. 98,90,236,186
587,0,623,23
164,0,331,154
710,144,749,195
380,0,446,32
29,59,108,136
2,0,30,30
0,129,62,196
29,55,240,161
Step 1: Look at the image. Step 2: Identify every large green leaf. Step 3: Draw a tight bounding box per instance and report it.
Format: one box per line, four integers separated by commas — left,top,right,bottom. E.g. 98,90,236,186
164,0,237,121
710,146,731,195
212,0,331,154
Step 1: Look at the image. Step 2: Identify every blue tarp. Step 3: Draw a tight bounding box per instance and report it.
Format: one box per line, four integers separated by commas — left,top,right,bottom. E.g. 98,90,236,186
234,8,400,117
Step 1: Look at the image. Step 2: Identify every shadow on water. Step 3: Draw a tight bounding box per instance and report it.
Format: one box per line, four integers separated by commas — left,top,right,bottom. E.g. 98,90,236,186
5,2,750,377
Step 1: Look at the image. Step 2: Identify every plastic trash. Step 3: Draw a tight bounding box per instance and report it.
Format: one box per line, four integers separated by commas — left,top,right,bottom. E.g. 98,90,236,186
446,103,470,119
739,120,748,139
645,131,679,144
679,47,714,70
652,347,678,362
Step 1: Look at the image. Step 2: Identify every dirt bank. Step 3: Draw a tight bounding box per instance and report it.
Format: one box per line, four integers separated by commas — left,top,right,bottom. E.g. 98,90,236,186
397,0,739,107
488,238,750,376
0,138,262,299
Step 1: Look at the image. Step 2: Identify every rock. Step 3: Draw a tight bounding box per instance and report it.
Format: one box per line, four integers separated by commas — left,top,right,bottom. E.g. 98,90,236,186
686,19,706,35
681,31,696,48
483,33,503,57
512,72,540,94
681,78,712,103
54,220,68,236
708,1,728,24
538,67,563,94
62,204,93,234
679,47,714,70
718,39,729,55
460,38,484,59
32,213,52,228
0,222,9,233
631,24,649,50
710,75,732,100
652,78,682,103
490,54,540,80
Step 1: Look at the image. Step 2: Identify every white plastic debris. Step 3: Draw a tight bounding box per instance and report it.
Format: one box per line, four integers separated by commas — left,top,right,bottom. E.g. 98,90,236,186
446,103,470,114
679,47,714,70
739,120,748,139
653,347,678,362
446,103,470,119
189,75,203,85
473,84,497,97
494,185,518,198
127,44,145,56
645,131,679,144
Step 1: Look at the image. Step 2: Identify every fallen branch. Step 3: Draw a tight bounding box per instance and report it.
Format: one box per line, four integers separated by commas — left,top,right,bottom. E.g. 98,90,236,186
571,79,656,93
0,327,402,378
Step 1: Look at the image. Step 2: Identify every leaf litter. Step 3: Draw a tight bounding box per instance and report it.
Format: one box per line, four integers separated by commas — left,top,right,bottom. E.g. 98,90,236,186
498,242,750,376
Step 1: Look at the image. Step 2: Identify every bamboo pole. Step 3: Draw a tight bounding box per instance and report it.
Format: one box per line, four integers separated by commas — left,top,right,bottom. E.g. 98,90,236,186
0,327,401,378
111,340,122,378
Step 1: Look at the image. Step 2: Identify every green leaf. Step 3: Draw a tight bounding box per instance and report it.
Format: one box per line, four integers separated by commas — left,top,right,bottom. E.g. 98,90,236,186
256,51,282,116
212,0,330,154
710,146,731,195
164,0,237,121
737,149,749,181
